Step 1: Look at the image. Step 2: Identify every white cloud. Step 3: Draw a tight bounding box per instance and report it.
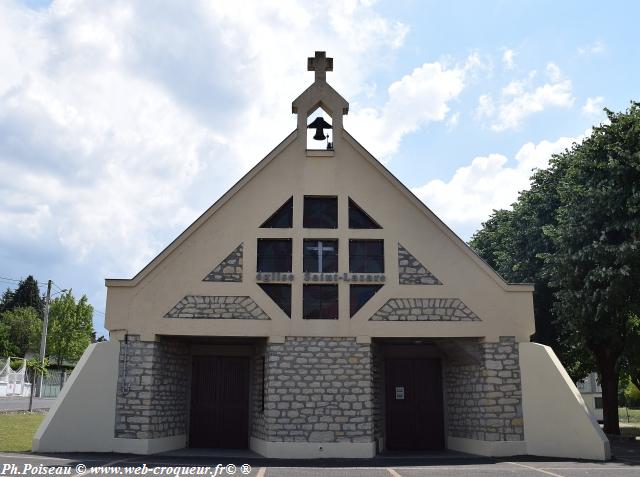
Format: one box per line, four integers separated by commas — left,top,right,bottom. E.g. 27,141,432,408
345,54,482,159
446,112,460,131
412,132,587,232
476,63,575,131
502,48,516,70
0,0,409,329
581,96,604,115
578,41,605,56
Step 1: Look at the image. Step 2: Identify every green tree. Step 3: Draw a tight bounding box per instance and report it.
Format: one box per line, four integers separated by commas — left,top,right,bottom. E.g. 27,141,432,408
0,307,42,357
1,276,43,316
46,291,93,366
0,320,17,356
469,162,598,377
621,314,640,392
0,288,15,314
544,103,640,435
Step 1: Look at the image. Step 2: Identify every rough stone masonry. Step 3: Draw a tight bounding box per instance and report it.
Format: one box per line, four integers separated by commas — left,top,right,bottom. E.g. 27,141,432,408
258,337,374,443
115,335,190,439
444,336,524,442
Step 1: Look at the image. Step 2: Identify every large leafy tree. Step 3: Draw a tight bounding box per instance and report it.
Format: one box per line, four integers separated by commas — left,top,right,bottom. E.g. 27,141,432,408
0,276,43,316
470,163,583,369
0,307,42,357
544,103,640,435
621,315,640,391
46,291,94,366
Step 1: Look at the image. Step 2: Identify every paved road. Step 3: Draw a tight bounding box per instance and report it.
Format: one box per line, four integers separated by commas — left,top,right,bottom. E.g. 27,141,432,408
0,397,56,411
0,451,638,477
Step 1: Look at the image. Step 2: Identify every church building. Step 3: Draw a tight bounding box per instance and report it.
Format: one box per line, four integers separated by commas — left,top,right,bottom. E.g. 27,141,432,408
34,52,609,460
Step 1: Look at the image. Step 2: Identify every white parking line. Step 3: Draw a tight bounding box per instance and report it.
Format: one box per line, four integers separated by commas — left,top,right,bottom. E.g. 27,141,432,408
256,467,266,477
507,462,566,477
386,468,403,477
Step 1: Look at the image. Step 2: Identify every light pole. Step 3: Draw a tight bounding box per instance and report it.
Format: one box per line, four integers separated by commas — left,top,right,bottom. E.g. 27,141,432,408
37,281,67,398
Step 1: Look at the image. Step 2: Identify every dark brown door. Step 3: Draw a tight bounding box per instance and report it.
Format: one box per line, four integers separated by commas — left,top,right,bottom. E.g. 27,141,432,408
385,358,444,450
189,356,249,448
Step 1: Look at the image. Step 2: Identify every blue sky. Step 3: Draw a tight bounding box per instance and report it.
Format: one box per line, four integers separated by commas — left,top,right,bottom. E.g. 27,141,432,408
0,0,637,338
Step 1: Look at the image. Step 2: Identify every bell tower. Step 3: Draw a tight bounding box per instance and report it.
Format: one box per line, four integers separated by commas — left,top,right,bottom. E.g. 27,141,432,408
292,51,349,154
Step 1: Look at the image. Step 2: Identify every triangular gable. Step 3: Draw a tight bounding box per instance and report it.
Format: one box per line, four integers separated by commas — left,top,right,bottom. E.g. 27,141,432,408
106,128,532,293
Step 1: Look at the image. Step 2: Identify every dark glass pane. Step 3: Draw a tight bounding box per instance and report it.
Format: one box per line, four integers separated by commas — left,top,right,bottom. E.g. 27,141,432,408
304,197,338,228
366,241,384,255
349,198,381,229
350,285,383,317
303,239,338,273
303,285,338,319
367,255,384,273
260,197,293,228
349,240,384,273
349,255,366,273
322,253,338,273
258,284,291,317
257,239,292,272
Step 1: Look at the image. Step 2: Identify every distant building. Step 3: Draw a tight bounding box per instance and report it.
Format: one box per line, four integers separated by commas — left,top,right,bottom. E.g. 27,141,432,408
34,51,609,461
576,372,603,422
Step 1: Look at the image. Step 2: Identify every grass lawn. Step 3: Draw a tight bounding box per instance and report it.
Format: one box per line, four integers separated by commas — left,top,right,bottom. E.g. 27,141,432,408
0,412,45,452
619,407,640,424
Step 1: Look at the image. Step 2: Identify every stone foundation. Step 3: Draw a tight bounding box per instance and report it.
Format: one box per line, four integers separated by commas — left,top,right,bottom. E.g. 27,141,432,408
444,336,524,442
115,335,190,439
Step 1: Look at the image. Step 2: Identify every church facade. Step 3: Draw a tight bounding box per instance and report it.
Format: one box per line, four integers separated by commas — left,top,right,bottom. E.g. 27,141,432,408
34,52,609,460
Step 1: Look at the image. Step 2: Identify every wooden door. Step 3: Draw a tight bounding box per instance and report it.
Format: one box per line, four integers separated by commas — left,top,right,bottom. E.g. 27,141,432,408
189,356,249,448
385,358,444,450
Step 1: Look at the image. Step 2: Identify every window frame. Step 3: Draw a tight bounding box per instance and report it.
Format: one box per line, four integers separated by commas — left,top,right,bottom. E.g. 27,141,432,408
303,196,338,229
303,284,339,320
256,238,292,273
303,239,339,273
349,239,385,273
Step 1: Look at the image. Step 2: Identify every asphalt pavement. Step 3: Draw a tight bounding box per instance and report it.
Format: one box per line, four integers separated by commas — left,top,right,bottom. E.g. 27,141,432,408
0,450,638,477
0,397,56,412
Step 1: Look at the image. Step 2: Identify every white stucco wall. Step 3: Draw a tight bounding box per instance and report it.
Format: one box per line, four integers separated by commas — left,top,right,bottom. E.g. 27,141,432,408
519,342,610,460
33,341,119,452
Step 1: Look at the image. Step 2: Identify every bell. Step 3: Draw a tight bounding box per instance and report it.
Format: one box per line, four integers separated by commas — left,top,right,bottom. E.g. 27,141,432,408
307,116,332,141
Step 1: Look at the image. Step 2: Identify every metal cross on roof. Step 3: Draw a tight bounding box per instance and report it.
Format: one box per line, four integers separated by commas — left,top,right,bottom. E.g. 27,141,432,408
307,51,333,82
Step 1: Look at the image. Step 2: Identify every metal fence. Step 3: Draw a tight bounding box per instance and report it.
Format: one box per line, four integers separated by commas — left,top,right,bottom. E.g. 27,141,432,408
24,368,71,399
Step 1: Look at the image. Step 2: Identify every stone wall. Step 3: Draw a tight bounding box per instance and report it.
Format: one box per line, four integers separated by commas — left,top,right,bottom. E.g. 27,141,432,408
444,336,524,442
371,342,385,445
262,337,374,443
164,295,270,320
370,298,481,321
250,343,268,441
398,244,442,285
204,243,243,282
115,336,190,439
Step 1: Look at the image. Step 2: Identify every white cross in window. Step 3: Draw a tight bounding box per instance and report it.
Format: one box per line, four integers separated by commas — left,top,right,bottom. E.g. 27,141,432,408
308,240,335,272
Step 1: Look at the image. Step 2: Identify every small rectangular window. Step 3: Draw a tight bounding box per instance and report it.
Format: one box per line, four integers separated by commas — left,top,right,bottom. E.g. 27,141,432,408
303,239,338,273
257,239,292,272
303,284,338,319
594,397,603,409
303,196,338,228
349,239,384,273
